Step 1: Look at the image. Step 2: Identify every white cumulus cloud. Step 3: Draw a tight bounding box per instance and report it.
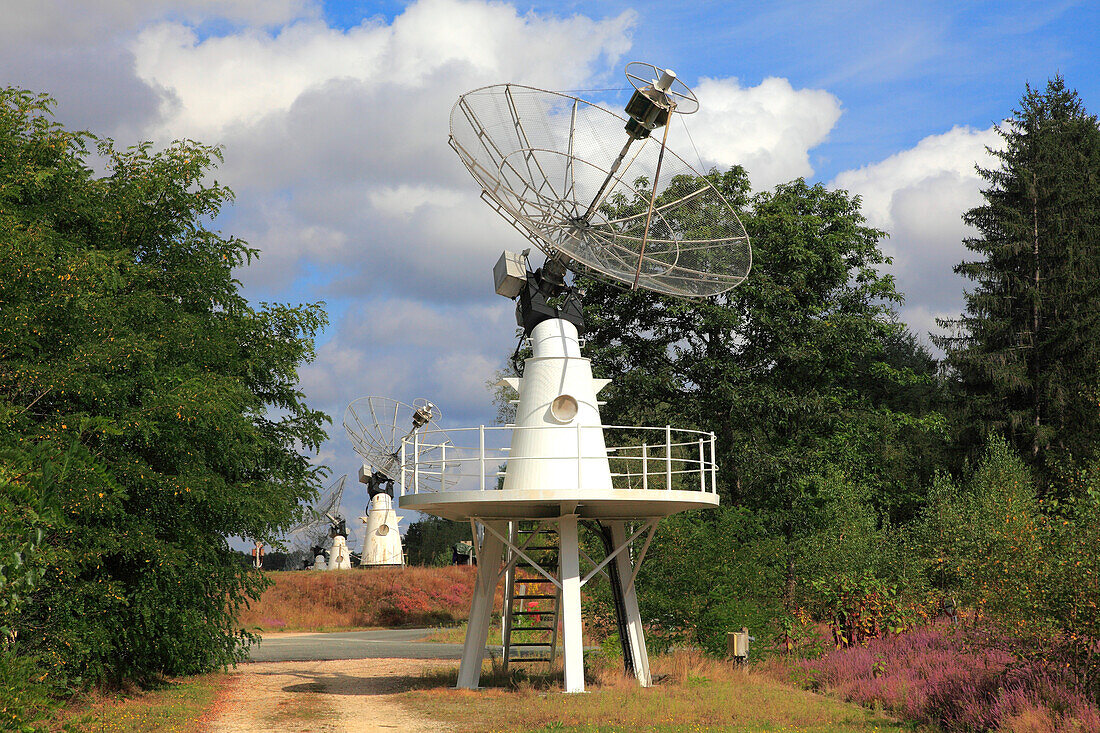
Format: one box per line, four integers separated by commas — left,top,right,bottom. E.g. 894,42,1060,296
687,76,843,188
831,125,1002,347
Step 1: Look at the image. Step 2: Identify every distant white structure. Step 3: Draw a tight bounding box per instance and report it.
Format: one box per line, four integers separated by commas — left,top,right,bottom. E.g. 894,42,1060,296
329,534,353,570
358,464,404,566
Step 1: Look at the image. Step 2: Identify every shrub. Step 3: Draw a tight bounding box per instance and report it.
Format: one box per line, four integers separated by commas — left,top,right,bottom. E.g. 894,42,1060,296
795,625,1100,732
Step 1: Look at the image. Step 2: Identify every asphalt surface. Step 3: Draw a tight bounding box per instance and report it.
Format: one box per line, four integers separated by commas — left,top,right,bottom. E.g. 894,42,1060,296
245,628,499,663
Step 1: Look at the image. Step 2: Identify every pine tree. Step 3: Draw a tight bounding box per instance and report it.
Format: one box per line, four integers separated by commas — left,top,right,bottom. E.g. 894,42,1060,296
937,77,1100,487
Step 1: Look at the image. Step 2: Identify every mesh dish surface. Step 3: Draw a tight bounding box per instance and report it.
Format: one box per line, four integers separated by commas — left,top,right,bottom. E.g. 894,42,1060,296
449,84,751,298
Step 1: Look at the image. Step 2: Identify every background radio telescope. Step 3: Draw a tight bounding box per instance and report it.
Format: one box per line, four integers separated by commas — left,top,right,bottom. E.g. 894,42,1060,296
449,72,751,298
285,474,351,570
343,396,453,489
286,473,348,536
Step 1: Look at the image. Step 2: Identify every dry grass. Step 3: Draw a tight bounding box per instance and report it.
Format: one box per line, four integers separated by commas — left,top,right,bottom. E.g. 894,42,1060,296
53,673,225,733
398,650,924,732
238,566,488,632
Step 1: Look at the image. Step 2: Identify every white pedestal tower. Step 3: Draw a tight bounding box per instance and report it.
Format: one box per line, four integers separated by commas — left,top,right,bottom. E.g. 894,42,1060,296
400,317,720,693
397,64,750,693
360,491,404,566
328,535,353,570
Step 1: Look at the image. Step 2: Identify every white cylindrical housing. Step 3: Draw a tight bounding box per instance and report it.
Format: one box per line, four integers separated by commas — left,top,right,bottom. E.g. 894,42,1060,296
328,535,353,570
360,492,404,566
503,319,613,492
655,69,676,92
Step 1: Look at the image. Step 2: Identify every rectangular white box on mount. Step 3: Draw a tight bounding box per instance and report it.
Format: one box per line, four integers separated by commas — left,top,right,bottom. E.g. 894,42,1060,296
494,250,527,298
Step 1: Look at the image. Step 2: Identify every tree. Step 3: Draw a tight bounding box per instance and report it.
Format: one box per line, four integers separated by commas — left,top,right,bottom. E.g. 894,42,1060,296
936,77,1100,488
0,88,329,691
584,170,943,523
403,515,474,566
578,168,944,613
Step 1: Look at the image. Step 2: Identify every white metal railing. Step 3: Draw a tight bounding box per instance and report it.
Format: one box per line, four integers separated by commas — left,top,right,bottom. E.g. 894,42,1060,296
397,424,718,496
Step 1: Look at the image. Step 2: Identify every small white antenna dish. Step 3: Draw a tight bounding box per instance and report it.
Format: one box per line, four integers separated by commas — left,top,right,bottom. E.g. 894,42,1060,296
449,62,751,299
343,396,454,490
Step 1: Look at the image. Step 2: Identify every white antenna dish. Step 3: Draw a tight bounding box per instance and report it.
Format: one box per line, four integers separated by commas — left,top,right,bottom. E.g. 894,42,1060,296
343,396,454,490
285,474,351,569
286,474,348,534
449,63,751,298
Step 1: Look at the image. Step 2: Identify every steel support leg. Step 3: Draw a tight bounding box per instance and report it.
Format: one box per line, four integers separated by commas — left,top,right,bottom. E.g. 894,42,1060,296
456,519,506,689
609,520,652,686
558,513,585,693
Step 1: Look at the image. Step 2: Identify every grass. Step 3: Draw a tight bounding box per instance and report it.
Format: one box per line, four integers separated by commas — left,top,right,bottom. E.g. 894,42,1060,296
55,673,225,733
398,650,926,733
238,565,490,632
426,620,502,644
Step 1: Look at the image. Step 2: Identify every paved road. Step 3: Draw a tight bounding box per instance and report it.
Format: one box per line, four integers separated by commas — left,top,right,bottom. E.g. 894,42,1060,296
245,628,499,663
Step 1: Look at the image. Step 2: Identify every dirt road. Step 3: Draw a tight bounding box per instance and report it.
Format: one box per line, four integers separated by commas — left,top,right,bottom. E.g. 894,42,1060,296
206,658,457,733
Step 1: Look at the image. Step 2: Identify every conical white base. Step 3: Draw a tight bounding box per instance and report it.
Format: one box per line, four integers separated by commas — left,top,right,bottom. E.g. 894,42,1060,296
360,493,403,566
328,535,352,570
503,319,612,492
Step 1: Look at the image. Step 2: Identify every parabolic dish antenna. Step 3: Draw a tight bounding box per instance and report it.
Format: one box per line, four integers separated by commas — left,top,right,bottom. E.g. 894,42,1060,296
449,65,751,298
285,473,348,539
343,397,453,489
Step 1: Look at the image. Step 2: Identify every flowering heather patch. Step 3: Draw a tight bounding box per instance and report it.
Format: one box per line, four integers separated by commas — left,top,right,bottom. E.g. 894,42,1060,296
237,566,481,631
792,625,1100,732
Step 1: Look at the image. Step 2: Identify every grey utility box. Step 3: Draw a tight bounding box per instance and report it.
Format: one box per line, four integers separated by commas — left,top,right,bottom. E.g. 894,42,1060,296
727,627,751,660
494,250,527,298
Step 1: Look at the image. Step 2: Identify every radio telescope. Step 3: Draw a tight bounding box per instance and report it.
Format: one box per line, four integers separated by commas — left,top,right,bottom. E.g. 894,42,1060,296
343,397,453,566
286,474,351,571
398,63,752,693
448,65,751,302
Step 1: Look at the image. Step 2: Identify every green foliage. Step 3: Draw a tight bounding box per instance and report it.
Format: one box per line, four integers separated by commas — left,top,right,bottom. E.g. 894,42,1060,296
937,76,1100,490
586,171,945,532
914,436,1046,624
0,86,329,702
580,168,946,645
403,515,473,566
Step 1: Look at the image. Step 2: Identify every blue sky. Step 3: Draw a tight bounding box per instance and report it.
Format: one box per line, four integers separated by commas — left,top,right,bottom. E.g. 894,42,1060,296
3,0,1098,544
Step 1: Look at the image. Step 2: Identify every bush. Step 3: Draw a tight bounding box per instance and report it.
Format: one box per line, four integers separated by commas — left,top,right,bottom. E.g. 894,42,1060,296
794,625,1100,733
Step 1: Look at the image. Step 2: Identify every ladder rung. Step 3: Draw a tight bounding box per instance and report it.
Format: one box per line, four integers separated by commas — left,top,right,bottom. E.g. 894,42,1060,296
513,594,556,600
511,609,552,615
515,577,556,583
508,656,553,662
510,626,555,632
509,642,554,647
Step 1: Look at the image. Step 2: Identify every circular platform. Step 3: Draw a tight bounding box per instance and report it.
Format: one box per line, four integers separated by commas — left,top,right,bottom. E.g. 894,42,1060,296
398,488,719,521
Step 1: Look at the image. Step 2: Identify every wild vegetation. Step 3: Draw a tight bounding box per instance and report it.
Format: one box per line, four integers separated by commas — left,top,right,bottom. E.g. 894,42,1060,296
564,76,1100,732
238,566,481,631
401,649,918,732
0,88,327,729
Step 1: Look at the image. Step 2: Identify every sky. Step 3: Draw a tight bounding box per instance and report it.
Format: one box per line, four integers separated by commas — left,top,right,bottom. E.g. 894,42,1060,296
4,0,1098,544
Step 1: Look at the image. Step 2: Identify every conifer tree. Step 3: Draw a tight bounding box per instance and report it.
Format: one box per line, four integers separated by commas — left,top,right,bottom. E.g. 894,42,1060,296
937,77,1100,486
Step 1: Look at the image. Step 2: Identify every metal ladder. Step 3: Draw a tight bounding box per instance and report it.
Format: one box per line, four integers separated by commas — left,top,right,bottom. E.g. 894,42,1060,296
502,521,561,670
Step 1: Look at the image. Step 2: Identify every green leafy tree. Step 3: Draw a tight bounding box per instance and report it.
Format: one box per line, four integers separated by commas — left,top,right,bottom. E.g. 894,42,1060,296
584,167,942,562
403,515,474,566
936,77,1100,488
0,88,329,692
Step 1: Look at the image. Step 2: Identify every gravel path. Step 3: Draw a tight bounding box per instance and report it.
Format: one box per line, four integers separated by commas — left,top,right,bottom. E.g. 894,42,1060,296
207,658,457,733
